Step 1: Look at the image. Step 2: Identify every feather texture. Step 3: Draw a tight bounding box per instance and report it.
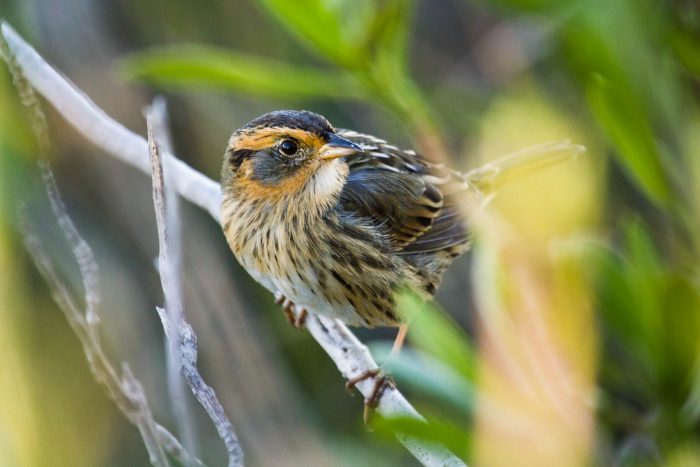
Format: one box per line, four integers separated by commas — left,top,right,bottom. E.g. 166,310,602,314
336,129,471,256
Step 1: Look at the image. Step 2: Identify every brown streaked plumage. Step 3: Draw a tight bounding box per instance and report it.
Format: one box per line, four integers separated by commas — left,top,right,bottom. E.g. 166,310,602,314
220,110,473,329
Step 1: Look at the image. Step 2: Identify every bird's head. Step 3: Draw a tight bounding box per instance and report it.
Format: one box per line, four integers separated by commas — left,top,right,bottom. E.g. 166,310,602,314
222,110,361,201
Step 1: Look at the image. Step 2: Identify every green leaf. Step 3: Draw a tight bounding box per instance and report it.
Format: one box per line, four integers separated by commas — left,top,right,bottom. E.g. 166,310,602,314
395,291,476,380
591,219,671,395
373,415,469,461
673,31,700,78
587,74,671,205
621,220,666,359
471,0,569,13
364,0,413,67
255,0,370,67
120,45,366,100
624,219,663,277
661,274,700,403
370,343,473,414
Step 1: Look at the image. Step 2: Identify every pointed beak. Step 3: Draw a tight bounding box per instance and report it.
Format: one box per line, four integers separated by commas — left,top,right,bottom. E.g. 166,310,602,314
319,133,362,160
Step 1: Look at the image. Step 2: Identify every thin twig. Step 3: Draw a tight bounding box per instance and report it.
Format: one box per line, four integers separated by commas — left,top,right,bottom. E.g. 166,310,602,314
2,20,466,467
148,115,245,467
147,98,200,465
21,166,205,467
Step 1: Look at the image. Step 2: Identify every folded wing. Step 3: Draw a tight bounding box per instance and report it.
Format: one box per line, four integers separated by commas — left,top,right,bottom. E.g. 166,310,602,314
336,129,471,255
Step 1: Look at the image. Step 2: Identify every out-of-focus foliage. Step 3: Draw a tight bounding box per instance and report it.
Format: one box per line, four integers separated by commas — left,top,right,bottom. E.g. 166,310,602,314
122,46,368,99
2,0,700,465
0,48,117,467
0,67,38,467
122,0,444,159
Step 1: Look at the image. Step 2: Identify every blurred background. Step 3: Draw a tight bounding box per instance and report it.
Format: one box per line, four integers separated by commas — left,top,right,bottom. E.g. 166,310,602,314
1,0,700,465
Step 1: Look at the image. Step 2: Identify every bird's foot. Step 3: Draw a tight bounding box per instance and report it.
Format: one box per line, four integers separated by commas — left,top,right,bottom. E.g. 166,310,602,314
274,293,307,329
346,368,394,426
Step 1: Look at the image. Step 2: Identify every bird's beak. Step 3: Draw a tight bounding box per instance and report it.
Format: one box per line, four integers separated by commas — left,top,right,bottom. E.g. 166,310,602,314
319,133,362,160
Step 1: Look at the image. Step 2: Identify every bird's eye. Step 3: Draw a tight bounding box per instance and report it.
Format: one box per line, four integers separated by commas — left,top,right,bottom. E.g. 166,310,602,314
279,139,298,156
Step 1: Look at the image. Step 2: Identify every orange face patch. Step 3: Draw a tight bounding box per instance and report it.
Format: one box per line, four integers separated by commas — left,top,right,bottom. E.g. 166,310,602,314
236,158,318,200
230,127,325,152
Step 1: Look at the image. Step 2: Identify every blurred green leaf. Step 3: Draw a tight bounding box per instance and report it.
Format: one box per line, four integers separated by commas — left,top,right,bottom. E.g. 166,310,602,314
661,275,700,402
621,221,667,374
673,32,700,78
684,363,700,425
587,74,671,205
254,0,371,67
624,219,664,280
354,0,443,146
373,415,469,461
473,0,569,13
590,217,700,428
120,45,366,99
370,343,473,414
365,0,412,69
620,221,665,350
592,220,666,384
363,0,424,114
396,291,476,381
559,2,682,206
590,219,690,448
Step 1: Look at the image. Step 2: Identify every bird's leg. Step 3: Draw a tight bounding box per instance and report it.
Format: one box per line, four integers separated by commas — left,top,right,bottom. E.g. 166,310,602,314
345,368,394,425
390,323,409,356
295,308,308,327
274,292,307,329
345,324,408,425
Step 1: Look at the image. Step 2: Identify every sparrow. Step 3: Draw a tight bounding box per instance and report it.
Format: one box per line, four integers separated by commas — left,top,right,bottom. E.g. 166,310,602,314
221,110,473,326
220,109,476,419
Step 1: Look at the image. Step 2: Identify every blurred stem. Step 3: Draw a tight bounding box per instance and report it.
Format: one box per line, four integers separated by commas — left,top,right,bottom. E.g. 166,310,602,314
364,0,450,163
382,76,448,163
355,65,449,164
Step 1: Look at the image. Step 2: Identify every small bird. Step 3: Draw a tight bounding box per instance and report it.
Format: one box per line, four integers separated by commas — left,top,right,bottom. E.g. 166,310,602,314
221,109,471,322
220,109,580,418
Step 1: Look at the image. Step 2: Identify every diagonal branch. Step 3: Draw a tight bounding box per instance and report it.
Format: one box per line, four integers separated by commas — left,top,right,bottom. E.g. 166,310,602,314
2,21,466,467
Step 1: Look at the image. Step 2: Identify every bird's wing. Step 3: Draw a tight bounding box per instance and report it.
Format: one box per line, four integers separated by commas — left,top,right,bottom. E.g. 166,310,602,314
336,130,584,253
336,129,470,254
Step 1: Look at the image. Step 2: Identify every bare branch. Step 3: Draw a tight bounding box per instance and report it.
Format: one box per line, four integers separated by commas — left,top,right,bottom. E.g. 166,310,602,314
20,166,205,467
148,116,244,467
3,20,466,467
148,98,200,465
0,22,220,219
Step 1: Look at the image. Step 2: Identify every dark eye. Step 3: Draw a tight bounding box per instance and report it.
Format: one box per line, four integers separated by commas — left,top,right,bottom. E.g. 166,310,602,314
279,139,298,156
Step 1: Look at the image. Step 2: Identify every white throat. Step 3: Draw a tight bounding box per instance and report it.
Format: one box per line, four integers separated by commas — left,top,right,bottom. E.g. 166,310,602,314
308,158,348,202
